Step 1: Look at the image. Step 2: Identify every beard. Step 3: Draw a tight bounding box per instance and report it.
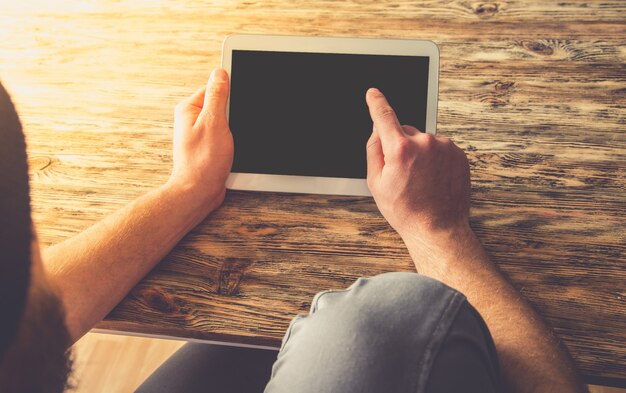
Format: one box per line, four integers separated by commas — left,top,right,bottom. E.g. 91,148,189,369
0,279,73,392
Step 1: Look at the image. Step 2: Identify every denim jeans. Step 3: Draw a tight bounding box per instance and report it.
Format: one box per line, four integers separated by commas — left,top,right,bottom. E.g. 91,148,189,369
137,272,501,393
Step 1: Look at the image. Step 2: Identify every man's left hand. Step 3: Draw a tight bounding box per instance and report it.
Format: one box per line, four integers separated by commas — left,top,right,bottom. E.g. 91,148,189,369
168,68,234,212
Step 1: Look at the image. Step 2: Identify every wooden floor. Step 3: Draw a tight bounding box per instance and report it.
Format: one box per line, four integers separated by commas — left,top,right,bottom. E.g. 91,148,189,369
71,333,184,392
71,332,622,393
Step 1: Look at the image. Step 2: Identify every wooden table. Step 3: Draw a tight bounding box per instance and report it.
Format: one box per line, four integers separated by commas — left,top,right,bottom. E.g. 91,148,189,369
1,0,624,386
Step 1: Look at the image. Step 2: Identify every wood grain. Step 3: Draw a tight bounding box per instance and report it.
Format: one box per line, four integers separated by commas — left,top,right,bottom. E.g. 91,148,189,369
1,0,624,385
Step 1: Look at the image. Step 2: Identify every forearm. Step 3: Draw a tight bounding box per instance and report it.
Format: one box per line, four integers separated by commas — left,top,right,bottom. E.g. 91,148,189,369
43,182,218,342
403,226,587,393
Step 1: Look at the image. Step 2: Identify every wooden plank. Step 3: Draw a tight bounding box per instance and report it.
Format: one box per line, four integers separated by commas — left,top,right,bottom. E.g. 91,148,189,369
0,0,624,383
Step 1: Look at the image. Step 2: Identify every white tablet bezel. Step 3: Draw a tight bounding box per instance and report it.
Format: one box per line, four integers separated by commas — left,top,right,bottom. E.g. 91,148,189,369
221,34,439,196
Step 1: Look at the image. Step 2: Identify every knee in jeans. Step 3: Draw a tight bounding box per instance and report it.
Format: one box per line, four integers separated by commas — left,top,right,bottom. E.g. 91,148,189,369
309,272,458,333
314,272,452,309
268,272,467,393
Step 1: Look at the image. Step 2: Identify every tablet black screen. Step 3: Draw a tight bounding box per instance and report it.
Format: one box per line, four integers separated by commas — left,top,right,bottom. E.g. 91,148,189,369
229,50,429,179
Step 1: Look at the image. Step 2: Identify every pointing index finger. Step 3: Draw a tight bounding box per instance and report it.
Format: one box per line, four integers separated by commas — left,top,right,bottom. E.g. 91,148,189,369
366,88,405,145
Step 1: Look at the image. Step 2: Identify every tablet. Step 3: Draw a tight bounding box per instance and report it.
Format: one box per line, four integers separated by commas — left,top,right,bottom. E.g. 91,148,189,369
221,34,439,196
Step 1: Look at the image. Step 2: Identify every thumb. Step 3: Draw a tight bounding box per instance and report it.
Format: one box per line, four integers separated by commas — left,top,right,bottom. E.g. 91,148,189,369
366,128,384,185
197,68,230,127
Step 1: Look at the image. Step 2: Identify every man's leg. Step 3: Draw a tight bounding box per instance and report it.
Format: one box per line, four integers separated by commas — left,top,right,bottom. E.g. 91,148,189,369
135,343,277,393
265,272,502,393
138,272,501,393
426,300,501,392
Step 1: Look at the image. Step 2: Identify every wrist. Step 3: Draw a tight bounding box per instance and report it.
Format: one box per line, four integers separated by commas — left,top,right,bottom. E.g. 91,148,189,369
401,223,488,277
162,179,224,218
400,221,474,251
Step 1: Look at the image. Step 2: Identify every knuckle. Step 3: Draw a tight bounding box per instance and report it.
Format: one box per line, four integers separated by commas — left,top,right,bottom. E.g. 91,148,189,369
393,138,413,160
419,132,436,148
396,137,411,150
207,81,228,98
376,105,397,122
205,112,221,126
438,136,453,145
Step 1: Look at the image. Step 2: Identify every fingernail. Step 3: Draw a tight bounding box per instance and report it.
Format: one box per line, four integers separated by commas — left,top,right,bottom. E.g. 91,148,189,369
210,68,227,83
367,88,380,95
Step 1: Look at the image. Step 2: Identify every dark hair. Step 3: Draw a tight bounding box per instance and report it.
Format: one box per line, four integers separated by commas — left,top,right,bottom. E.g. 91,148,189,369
0,276,74,392
0,82,73,391
0,82,32,360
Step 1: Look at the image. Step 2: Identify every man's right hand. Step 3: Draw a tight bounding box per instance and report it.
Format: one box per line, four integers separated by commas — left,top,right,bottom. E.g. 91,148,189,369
365,88,588,393
365,88,472,250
